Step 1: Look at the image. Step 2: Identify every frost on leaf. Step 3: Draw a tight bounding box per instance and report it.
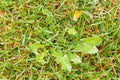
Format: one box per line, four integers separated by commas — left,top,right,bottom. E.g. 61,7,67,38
61,55,72,71
29,42,47,64
73,35,102,54
51,49,72,71
68,53,81,64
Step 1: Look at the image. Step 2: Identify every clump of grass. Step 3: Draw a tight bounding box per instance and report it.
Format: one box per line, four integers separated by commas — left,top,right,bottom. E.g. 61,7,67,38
0,0,120,79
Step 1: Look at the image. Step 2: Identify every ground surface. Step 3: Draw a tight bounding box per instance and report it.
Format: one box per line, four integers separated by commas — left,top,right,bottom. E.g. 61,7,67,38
0,0,120,80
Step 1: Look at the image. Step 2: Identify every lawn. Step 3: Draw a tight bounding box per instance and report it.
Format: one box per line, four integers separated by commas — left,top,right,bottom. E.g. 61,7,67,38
0,0,120,80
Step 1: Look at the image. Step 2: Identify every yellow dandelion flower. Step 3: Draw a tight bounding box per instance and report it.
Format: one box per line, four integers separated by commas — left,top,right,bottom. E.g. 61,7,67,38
73,10,82,21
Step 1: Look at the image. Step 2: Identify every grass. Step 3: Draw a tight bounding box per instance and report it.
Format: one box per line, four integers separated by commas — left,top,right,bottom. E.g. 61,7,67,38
0,0,120,80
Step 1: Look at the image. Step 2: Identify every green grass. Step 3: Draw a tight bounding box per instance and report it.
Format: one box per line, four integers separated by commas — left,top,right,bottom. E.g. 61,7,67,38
0,0,120,80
